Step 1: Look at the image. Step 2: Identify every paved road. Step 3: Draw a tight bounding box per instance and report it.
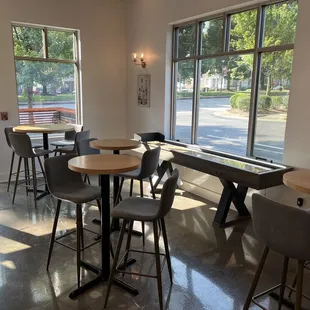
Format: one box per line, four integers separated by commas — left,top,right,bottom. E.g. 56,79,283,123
175,98,285,162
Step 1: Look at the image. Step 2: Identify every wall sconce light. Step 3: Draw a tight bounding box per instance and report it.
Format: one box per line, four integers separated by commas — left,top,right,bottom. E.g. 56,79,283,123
132,53,146,68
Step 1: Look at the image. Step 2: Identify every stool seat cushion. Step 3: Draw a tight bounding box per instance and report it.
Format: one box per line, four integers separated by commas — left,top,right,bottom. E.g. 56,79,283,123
34,149,53,157
112,197,160,221
56,146,75,154
51,140,74,147
52,184,101,204
117,168,141,180
32,143,43,149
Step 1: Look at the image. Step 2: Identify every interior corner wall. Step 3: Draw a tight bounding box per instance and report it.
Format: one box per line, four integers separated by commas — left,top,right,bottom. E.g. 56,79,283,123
125,0,310,209
0,0,127,182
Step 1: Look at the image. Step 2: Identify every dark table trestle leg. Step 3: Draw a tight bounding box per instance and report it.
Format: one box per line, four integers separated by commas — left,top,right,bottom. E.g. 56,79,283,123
213,179,250,227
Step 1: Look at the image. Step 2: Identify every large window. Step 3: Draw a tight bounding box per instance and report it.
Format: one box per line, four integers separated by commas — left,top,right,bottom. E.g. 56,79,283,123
12,24,80,125
171,0,298,163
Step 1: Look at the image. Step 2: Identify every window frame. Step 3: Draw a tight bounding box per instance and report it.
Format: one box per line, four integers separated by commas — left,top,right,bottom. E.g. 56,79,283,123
170,0,297,162
11,23,82,125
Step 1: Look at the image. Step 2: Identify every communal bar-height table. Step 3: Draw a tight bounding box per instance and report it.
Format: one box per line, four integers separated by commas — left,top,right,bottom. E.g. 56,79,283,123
133,132,292,227
90,139,141,230
68,154,141,298
13,124,74,153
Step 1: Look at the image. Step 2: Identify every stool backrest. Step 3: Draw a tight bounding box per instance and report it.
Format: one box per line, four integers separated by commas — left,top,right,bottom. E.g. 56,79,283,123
157,169,179,218
77,138,100,156
64,124,83,141
44,154,84,196
139,146,161,179
9,133,34,158
252,193,310,261
72,130,90,153
4,127,14,148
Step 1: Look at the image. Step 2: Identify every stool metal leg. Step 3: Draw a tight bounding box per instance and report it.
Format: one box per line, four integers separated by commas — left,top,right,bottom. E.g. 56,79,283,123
31,158,37,209
76,204,82,288
296,260,305,310
288,274,297,298
12,157,22,204
104,220,128,308
161,218,173,284
79,207,84,251
24,158,29,196
46,199,62,270
122,220,134,276
243,246,269,310
115,177,124,205
153,220,163,310
140,180,145,246
7,151,15,192
129,179,133,196
149,176,156,199
278,256,289,309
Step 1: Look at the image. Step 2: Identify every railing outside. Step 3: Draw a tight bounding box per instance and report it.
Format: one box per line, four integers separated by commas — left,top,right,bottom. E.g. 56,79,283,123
19,107,76,125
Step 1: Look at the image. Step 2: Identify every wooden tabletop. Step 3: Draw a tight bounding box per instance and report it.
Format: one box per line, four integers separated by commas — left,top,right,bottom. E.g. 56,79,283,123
13,124,74,134
90,139,141,151
68,154,141,175
283,170,310,194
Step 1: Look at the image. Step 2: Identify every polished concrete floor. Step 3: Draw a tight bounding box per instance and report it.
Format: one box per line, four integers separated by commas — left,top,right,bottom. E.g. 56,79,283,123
0,178,309,310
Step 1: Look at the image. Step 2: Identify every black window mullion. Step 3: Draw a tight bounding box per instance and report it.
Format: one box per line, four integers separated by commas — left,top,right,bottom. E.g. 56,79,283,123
247,6,263,157
191,21,199,144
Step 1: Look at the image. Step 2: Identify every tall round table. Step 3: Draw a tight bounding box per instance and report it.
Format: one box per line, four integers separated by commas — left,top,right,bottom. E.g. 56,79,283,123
68,154,141,298
13,124,74,152
90,139,141,230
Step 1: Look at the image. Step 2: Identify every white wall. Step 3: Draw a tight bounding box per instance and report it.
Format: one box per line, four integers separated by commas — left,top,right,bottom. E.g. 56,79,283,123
125,0,310,208
0,0,127,181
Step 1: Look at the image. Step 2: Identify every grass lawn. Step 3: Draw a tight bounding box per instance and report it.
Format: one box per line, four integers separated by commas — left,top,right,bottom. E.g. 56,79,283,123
177,90,289,99
18,94,75,102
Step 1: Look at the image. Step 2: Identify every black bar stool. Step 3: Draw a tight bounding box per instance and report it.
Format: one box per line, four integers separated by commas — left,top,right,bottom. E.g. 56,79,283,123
9,133,51,208
115,146,161,245
44,154,102,288
104,169,179,310
244,194,310,310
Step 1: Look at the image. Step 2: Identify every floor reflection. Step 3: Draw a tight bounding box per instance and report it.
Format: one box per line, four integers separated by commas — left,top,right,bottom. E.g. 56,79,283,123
0,181,310,309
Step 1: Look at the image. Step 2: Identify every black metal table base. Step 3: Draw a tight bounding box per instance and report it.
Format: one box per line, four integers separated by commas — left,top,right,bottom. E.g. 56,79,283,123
69,275,139,299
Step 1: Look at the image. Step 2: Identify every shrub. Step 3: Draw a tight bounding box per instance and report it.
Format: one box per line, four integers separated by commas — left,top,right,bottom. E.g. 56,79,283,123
271,96,284,109
236,96,251,111
258,95,272,110
230,93,249,110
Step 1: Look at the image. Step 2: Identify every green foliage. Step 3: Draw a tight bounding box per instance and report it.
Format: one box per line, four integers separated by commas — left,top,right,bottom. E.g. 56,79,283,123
270,96,289,109
13,26,74,108
258,95,272,110
230,9,257,51
230,93,250,110
18,94,75,103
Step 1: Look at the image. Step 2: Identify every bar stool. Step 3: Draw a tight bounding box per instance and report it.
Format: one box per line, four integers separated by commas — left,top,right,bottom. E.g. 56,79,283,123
115,146,161,245
104,169,179,310
44,154,102,288
54,130,90,156
51,124,83,149
4,127,43,192
243,194,310,310
9,133,51,208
